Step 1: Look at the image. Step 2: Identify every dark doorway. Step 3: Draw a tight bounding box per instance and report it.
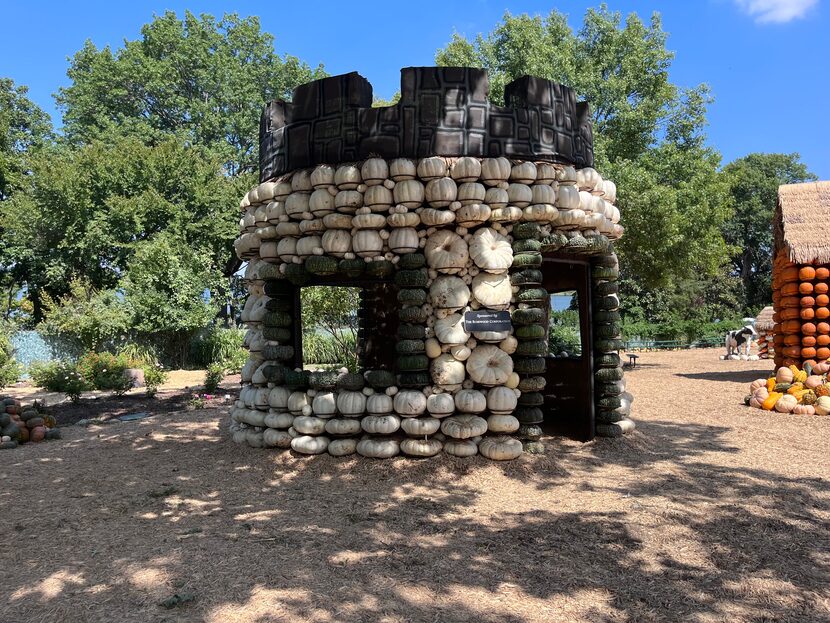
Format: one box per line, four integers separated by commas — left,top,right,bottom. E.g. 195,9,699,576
541,255,595,441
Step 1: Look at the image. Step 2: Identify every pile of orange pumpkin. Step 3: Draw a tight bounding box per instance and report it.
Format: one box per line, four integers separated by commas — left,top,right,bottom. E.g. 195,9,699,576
0,396,60,449
746,361,830,415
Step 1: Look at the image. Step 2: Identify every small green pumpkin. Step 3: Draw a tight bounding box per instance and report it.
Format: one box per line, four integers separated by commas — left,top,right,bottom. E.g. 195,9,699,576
261,344,294,361
397,371,430,387
517,424,543,440
284,264,310,285
397,355,429,371
264,281,294,297
397,324,426,340
366,260,395,278
305,255,338,275
592,266,619,281
595,367,624,383
510,269,543,286
512,222,542,240
512,308,546,325
512,239,541,253
512,252,543,268
398,253,426,269
283,369,310,389
517,391,544,407
515,340,547,356
594,338,623,353
336,373,365,391
339,258,365,278
515,324,546,339
517,375,547,392
309,370,339,390
395,268,429,288
263,311,292,327
396,339,425,354
262,327,292,342
516,288,548,303
515,406,544,424
397,288,427,306
594,310,621,324
513,356,546,374
595,353,622,368
593,281,619,297
594,324,622,340
365,369,396,389
399,307,428,323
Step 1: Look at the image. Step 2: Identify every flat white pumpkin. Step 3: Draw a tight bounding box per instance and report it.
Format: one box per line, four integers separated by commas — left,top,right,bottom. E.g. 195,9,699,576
441,415,488,439
469,228,512,273
429,276,470,310
400,417,442,436
401,438,442,457
291,435,330,455
479,435,523,460
357,438,400,458
393,390,428,416
328,438,358,456
443,439,478,457
425,230,469,274
466,344,513,386
487,414,520,433
434,314,471,345
471,273,512,310
361,414,401,435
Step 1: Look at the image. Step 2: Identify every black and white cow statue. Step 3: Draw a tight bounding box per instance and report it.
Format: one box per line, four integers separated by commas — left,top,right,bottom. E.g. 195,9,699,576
725,325,757,358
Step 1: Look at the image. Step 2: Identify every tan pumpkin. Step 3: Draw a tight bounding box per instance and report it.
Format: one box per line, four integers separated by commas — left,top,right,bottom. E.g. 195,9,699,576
366,393,394,415
441,415,488,439
466,345,513,386
361,414,401,434
328,438,358,456
337,391,367,417
389,158,417,181
311,392,337,417
433,314,471,345
268,387,291,410
480,157,511,186
357,438,400,458
775,367,795,383
425,177,457,207
291,435,330,455
774,394,798,413
264,411,294,429
310,164,335,188
511,162,537,184
263,428,293,448
388,227,419,254
310,188,335,215
425,338,442,359
400,438,442,457
334,164,361,190
507,183,532,208
450,156,482,182
793,404,816,415
393,180,425,208
469,228,512,273
418,157,449,180
393,390,428,416
361,158,389,186
443,439,478,457
425,230,469,273
353,230,384,257
322,229,352,257
487,386,518,415
364,185,393,211
479,435,522,460
293,416,327,435
420,207,456,226
748,378,768,393
429,276,470,310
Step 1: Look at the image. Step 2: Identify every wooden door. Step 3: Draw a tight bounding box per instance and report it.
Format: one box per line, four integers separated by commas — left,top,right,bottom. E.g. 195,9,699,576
541,256,595,441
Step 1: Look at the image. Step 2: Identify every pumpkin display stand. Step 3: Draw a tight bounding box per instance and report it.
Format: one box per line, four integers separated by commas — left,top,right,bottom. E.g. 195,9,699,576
0,396,60,449
771,182,830,369
230,67,634,459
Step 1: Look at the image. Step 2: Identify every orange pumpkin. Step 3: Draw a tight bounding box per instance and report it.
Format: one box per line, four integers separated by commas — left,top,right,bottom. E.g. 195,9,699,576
817,307,830,320
801,308,815,320
816,267,830,280
783,346,801,358
818,335,830,347
801,296,816,307
819,322,830,335
800,282,815,295
817,347,830,361
786,334,803,346
29,426,46,442
782,308,801,320
782,320,802,334
802,322,817,336
799,266,817,281
782,283,799,296
802,347,817,359
817,294,830,306
781,266,799,282
802,336,817,347
816,283,829,295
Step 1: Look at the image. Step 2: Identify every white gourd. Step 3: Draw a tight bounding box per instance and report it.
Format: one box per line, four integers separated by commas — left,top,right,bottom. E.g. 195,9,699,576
480,157,511,186
507,183,532,207
417,156,449,180
433,314,471,345
420,207,456,226
296,236,322,258
364,185,393,211
479,435,523,460
361,158,389,186
366,393,393,415
393,390,428,416
425,177,457,207
353,230,384,257
427,392,456,417
455,203,491,228
291,435,330,455
466,344,514,386
393,179,425,208
361,414,401,434
310,164,335,189
264,411,294,429
487,414,520,433
335,164,361,190
310,188,335,215
450,157,482,182
356,438,400,458
400,438,442,457
388,227,419,253
322,229,352,257
471,272,512,310
389,158,416,181
425,229,469,274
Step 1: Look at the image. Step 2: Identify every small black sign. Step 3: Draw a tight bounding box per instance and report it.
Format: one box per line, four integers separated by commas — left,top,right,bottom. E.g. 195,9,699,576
463,310,512,332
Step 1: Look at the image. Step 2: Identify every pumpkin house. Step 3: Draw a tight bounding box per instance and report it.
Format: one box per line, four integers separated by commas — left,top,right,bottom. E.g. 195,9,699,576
754,306,774,360
772,181,830,369
231,67,633,459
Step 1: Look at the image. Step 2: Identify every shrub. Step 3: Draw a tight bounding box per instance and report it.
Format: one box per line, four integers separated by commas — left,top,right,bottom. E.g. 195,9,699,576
119,342,159,365
190,327,246,372
76,352,138,395
303,330,357,371
204,363,225,393
0,333,21,389
143,363,168,397
29,360,90,402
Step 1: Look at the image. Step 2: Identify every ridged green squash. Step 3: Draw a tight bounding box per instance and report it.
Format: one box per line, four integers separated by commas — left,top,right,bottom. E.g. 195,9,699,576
595,338,623,353
593,254,619,268
264,281,294,297
593,281,619,297
512,252,543,268
257,263,283,280
261,365,288,384
597,395,623,410
305,256,338,275
397,324,426,340
510,269,543,286
512,308,546,325
397,371,430,387
284,264,310,285
592,266,619,280
512,222,542,240
265,297,293,312
596,380,625,396
339,258,365,278
515,406,544,424
395,268,429,288
517,375,546,392
540,233,568,252
397,288,427,306
595,353,622,368
398,253,426,269
515,324,546,339
518,391,544,407
593,295,620,311
594,311,621,324
336,373,365,391
262,344,294,361
594,324,622,340
516,288,548,303
365,369,396,389
513,356,546,374
595,367,624,382
396,339,425,354
263,311,292,328
366,260,394,278
399,307,428,323
397,355,429,371
515,340,547,356
309,370,339,390
517,424,543,440
262,327,292,342
512,239,541,253
284,369,310,389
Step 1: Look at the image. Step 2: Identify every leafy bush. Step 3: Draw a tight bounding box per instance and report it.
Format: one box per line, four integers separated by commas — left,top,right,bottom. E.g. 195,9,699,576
143,363,168,397
548,310,582,357
204,363,225,393
190,327,247,372
303,330,357,371
29,360,90,402
76,352,137,395
119,342,159,365
0,333,21,388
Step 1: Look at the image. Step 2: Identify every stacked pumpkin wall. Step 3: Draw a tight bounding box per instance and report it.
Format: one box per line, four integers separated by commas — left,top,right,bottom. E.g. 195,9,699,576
772,250,830,369
230,68,633,459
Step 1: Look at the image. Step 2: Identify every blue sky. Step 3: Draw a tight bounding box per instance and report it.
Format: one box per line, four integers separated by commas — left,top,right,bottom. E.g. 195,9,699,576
1,0,827,177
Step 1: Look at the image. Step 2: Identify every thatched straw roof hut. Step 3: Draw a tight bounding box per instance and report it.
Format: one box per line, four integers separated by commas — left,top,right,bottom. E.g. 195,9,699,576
755,305,775,332
774,181,830,264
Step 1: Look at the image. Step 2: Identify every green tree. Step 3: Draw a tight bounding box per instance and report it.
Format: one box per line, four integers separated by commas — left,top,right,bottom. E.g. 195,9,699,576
56,11,325,175
301,287,360,370
722,153,816,312
0,78,52,201
436,6,733,292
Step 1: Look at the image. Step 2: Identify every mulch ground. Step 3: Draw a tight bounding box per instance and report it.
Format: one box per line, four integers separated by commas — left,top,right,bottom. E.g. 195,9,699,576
1,349,828,622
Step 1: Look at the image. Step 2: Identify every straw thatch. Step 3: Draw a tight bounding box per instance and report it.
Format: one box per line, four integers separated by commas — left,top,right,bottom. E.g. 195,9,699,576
755,305,775,332
774,181,830,263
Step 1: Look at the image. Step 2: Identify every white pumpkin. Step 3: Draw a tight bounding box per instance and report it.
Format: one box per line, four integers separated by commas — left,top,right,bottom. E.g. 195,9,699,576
418,156,449,180
335,190,363,213
288,391,309,415
245,429,265,448
420,207,456,226
393,390,428,416
328,438,358,456
511,162,537,184
480,157,511,186
291,435,330,455
324,418,362,436
443,439,478,457
455,203,491,227
425,177,457,207
466,344,513,386
487,386,518,415
536,163,558,184
361,158,389,186
433,314,471,345
284,192,310,218
388,227,419,253
312,392,337,418
263,428,293,448
364,185,393,211
456,182,486,205
322,229,352,257
427,392,456,417
291,169,312,191
241,409,266,426
400,438,442,457
556,184,580,209
479,435,522,460
484,187,508,209
361,414,401,434
455,389,487,413
386,211,420,228
322,212,353,230
507,183,532,207
264,411,294,429
487,414,520,433
389,158,416,181
393,179,425,208
499,336,518,354
352,213,387,229
310,164,335,189
429,276,470,310
366,393,393,415
441,415,488,439
310,188,335,215
356,438,400,459
259,241,278,260
400,417,441,436
334,164,361,189
450,157,482,182
337,390,367,417
353,230,384,257
473,330,510,343
523,204,558,222
490,206,523,223
293,416,327,435
469,228,512,273
296,236,322,258
425,230,469,274
471,272,512,310
450,344,472,361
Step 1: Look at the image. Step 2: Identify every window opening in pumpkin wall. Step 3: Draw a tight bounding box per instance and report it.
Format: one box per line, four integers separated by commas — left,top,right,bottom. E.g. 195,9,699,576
548,290,583,358
300,286,360,372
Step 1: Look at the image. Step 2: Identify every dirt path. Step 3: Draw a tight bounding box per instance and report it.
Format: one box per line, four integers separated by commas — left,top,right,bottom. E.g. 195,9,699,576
1,349,828,622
